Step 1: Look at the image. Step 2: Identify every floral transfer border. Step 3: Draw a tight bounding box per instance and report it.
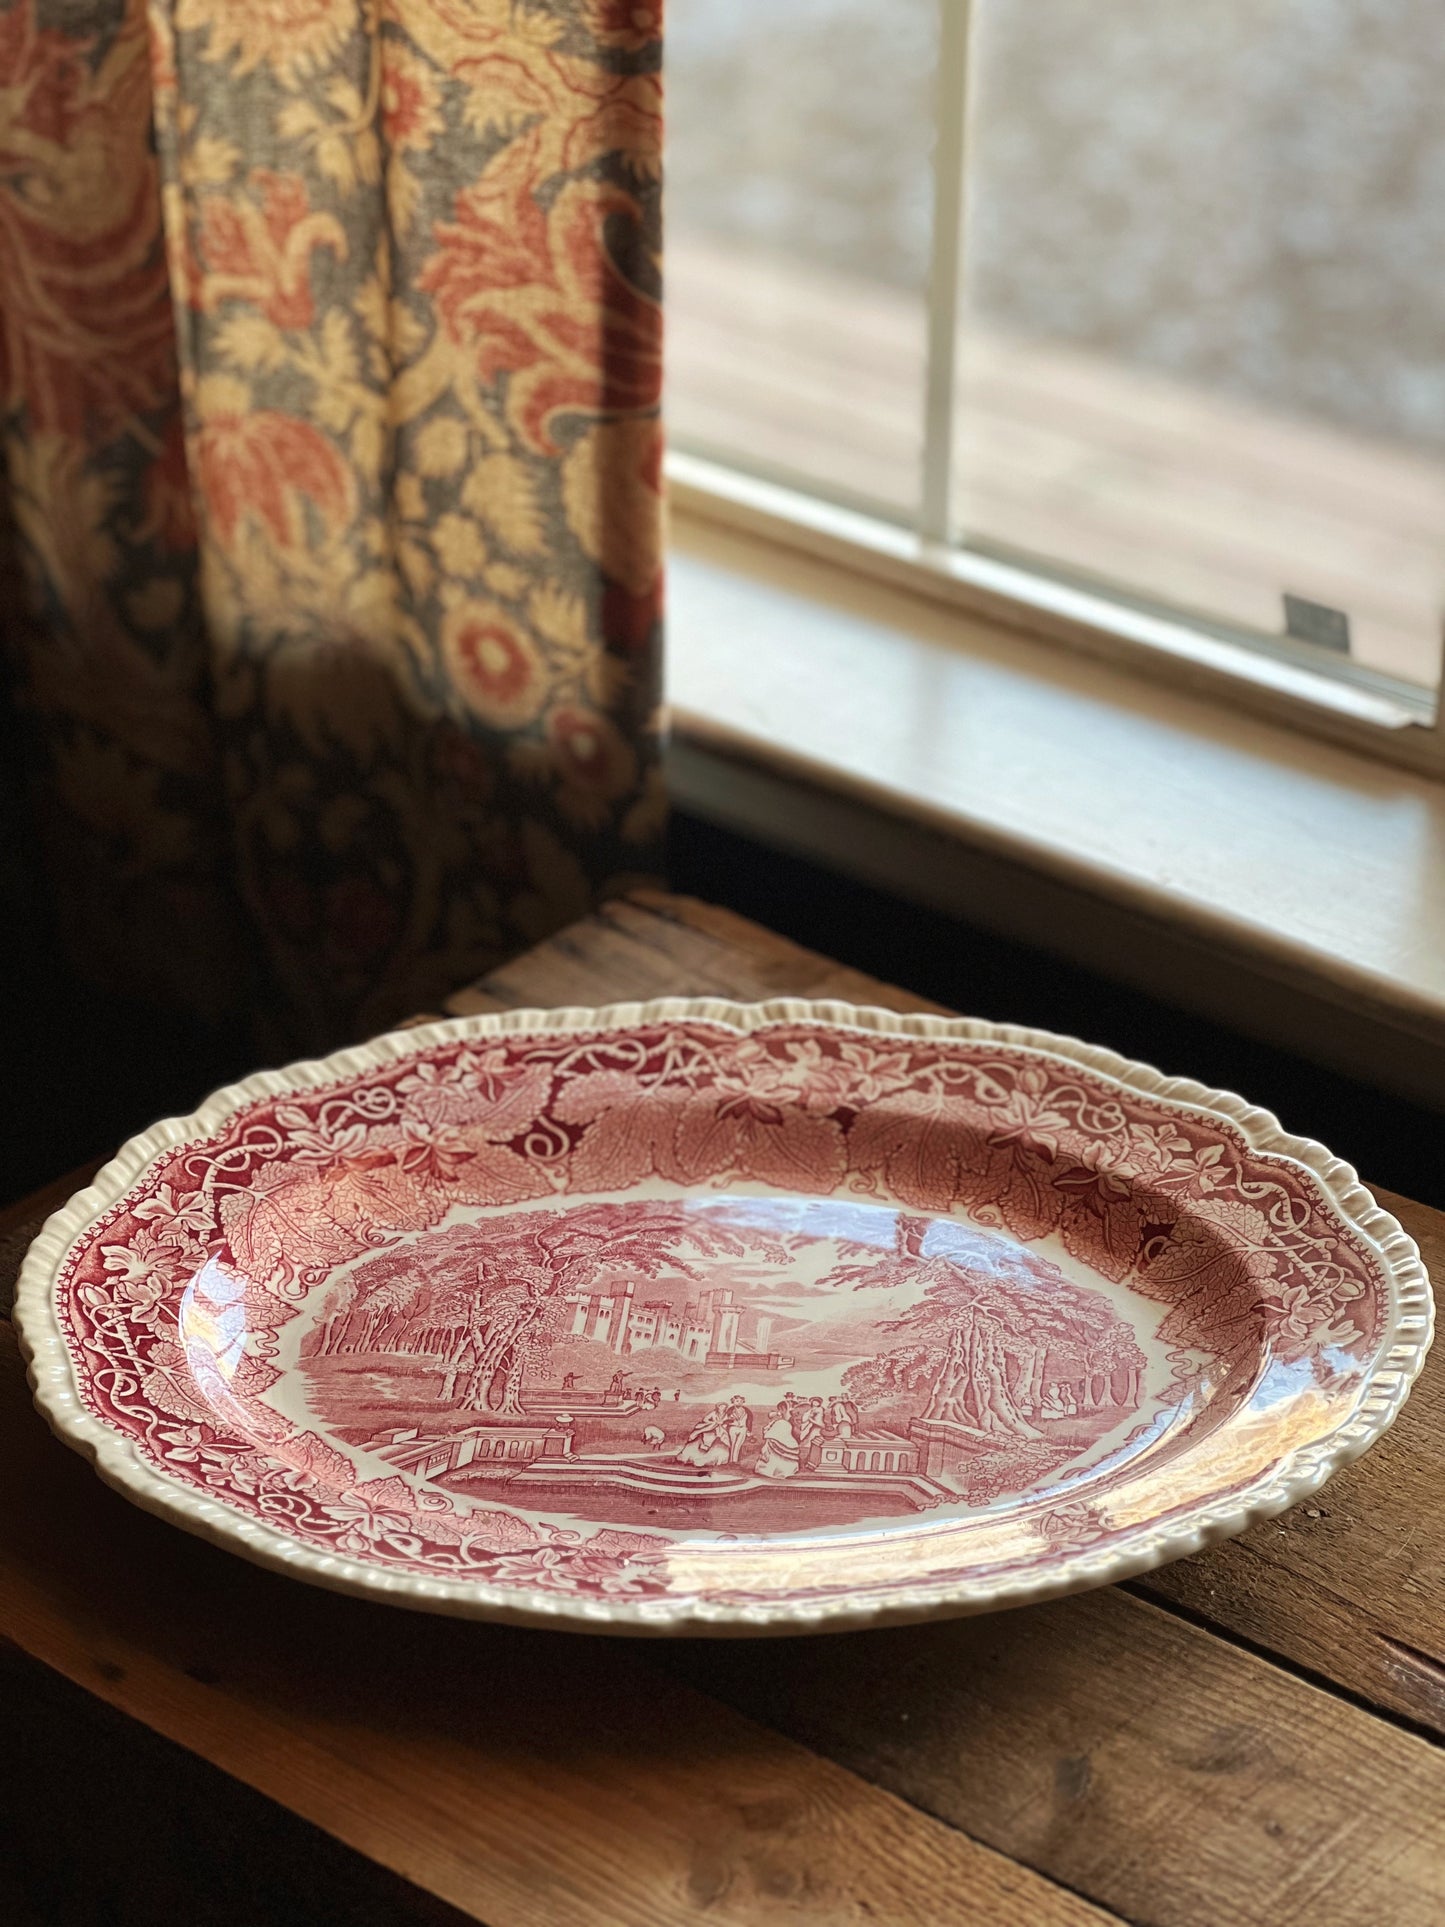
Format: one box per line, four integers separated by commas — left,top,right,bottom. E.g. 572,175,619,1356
15,999,1434,1635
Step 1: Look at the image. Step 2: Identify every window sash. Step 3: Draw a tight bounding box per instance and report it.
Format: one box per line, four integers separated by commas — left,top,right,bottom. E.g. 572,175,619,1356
920,0,972,544
668,0,1445,776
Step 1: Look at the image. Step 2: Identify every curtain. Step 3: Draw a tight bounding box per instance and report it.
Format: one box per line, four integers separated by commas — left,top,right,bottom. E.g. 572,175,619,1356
0,0,665,1053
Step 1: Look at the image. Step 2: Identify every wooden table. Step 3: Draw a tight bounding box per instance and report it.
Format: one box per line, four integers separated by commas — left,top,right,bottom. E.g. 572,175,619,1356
4,892,1444,1926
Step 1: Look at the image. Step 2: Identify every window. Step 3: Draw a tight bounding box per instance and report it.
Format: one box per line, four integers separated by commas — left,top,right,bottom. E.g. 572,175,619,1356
667,1,1445,768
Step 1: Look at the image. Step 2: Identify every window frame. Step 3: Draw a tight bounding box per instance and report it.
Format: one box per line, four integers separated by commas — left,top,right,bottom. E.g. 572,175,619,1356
666,0,1445,780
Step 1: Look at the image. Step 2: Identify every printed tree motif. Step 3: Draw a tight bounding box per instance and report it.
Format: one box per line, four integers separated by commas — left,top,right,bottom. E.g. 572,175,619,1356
838,1215,1138,1439
327,1200,797,1416
926,1314,1040,1437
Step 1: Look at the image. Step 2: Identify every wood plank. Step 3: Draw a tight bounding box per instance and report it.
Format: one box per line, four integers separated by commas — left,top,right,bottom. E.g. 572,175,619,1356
437,890,949,1020
657,1584,1445,1927
1,1643,473,1927
0,1322,1110,1927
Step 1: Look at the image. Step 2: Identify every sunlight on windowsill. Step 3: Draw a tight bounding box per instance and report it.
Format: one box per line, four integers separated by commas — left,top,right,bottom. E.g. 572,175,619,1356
664,506,1445,1107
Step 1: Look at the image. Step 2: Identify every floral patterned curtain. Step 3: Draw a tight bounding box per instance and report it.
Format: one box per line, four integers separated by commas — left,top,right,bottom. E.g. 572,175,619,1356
0,0,665,1053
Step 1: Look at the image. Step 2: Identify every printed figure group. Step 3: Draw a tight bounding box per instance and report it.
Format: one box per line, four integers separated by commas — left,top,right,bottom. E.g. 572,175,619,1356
670,1391,861,1479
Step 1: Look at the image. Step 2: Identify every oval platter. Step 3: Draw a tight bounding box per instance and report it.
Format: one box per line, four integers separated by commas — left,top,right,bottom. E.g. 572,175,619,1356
15,999,1433,1635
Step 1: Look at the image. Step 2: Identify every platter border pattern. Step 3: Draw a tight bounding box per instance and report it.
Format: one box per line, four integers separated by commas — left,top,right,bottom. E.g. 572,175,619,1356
14,998,1434,1636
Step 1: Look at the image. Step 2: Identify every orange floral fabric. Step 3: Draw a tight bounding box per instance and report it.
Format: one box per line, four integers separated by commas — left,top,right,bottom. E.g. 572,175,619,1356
0,0,665,1048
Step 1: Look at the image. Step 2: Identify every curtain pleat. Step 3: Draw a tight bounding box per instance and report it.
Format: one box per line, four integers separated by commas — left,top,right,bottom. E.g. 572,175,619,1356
0,0,665,1051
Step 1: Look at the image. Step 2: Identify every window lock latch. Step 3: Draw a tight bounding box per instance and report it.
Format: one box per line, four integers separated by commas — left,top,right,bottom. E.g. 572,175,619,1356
1283,593,1352,656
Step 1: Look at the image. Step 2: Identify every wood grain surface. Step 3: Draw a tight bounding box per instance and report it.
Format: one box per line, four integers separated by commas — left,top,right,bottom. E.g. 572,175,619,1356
661,1581,1445,1927
3,890,1442,1927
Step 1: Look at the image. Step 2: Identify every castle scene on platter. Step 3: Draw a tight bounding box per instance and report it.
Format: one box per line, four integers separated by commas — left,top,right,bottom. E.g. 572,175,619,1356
298,1194,1155,1531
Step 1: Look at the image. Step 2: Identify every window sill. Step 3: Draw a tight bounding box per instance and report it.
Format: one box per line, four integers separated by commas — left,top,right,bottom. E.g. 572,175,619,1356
665,508,1445,1111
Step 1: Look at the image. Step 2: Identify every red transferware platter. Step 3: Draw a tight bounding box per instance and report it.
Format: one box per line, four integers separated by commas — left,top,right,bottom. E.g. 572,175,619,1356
15,1000,1432,1634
